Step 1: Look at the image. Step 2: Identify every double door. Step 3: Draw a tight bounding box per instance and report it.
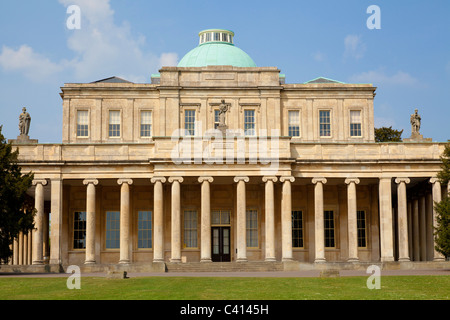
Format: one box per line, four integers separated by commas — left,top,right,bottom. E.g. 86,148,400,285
212,226,230,262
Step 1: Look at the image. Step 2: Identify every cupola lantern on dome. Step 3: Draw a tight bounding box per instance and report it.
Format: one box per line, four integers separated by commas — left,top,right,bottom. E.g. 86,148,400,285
177,29,257,68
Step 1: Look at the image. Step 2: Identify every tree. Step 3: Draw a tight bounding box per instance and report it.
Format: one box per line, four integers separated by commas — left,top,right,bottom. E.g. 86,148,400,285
434,141,450,258
374,126,403,142
0,125,35,264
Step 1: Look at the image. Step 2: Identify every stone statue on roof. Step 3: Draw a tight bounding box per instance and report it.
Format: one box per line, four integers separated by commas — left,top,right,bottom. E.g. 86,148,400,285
19,107,31,136
218,100,229,127
410,109,421,134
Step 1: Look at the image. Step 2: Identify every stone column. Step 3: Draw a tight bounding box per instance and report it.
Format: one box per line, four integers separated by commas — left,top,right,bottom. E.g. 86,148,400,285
151,177,166,262
429,178,445,261
312,177,327,263
23,232,28,265
169,177,184,263
83,179,98,264
395,178,410,261
32,179,47,265
412,198,420,261
419,195,427,261
234,176,249,262
118,179,133,264
13,238,18,265
345,178,360,262
378,177,394,262
50,178,63,265
18,231,24,265
280,176,295,261
263,176,277,262
199,176,214,263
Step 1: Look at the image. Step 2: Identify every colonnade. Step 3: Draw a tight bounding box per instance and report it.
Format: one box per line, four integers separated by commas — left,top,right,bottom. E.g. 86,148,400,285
7,176,447,265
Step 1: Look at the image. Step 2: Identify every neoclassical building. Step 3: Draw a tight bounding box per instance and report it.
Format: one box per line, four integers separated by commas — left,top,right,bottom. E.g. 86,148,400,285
6,29,448,271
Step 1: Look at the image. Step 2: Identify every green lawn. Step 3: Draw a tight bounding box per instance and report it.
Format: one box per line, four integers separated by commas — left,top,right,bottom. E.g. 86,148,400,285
0,275,449,300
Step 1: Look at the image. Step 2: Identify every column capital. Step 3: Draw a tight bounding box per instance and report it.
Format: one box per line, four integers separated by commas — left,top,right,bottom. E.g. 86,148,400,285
312,177,327,185
262,176,278,183
32,179,48,186
429,177,441,184
198,176,214,183
151,176,166,184
345,178,360,185
234,176,249,183
117,178,133,186
395,177,410,184
83,178,99,186
280,176,295,183
168,176,184,183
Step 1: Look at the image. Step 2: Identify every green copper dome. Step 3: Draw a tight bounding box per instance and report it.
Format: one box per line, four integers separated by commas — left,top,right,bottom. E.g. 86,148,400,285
178,29,257,68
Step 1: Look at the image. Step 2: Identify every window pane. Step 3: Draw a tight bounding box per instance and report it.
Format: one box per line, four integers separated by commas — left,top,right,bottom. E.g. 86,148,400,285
140,111,152,137
138,211,152,248
244,110,255,136
73,212,86,249
246,210,258,247
350,111,362,137
185,110,196,136
288,110,300,137
77,111,89,137
184,210,197,248
292,211,303,248
109,111,121,137
106,211,120,249
324,210,335,247
319,110,331,137
357,210,367,247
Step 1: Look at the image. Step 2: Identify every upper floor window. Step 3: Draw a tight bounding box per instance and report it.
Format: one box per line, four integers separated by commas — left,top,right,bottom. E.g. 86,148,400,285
288,110,300,137
184,110,196,136
109,111,121,138
244,110,256,136
350,110,362,137
140,111,152,137
77,110,89,137
319,110,331,137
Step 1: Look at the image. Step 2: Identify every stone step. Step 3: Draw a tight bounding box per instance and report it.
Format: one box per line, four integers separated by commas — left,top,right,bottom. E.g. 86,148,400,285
165,261,284,273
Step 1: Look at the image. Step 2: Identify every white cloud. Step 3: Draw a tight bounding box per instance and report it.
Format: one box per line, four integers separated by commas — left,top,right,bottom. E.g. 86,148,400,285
344,35,366,60
0,0,178,83
312,51,326,62
0,45,64,81
349,69,418,86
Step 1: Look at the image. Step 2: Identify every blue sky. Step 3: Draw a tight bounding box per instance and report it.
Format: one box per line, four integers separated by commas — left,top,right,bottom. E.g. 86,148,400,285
0,0,449,142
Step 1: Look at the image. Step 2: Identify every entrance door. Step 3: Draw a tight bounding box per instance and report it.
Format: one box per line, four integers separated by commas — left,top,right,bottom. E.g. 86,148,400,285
212,227,231,262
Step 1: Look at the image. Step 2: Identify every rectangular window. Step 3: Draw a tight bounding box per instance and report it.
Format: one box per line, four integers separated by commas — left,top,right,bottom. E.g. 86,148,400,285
77,110,89,137
184,110,196,136
184,210,198,248
357,210,367,247
105,211,120,249
288,110,300,137
214,109,220,129
214,32,221,41
138,211,152,249
350,110,362,137
140,111,152,137
324,210,335,248
292,210,303,248
319,110,331,137
73,211,86,249
244,110,255,136
109,111,121,137
246,209,258,248
212,210,231,225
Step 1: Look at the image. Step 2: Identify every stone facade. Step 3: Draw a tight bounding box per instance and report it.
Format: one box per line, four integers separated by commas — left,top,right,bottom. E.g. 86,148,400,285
6,65,448,270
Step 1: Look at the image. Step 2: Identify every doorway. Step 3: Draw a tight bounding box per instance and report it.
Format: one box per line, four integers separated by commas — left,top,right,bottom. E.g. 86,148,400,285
212,226,231,262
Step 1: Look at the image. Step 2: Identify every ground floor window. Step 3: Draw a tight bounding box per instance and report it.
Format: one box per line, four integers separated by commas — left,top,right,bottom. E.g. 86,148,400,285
73,211,86,249
246,209,258,248
138,211,152,248
184,210,198,248
292,210,303,248
357,210,367,247
106,211,120,249
324,210,335,248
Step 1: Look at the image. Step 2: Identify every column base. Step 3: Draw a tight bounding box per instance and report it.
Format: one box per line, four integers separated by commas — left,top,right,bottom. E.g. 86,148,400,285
153,259,164,263
200,259,212,263
314,258,326,264
265,257,276,262
398,257,410,262
347,258,359,263
281,257,293,262
236,258,248,263
119,260,130,264
32,260,43,265
170,258,182,263
84,260,96,265
433,257,446,262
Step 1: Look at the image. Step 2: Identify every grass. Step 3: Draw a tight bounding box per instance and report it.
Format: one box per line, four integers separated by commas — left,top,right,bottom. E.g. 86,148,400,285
0,275,449,300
